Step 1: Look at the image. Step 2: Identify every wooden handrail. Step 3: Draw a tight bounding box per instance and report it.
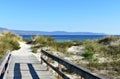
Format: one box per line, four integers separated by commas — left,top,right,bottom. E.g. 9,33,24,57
0,50,11,79
41,50,108,79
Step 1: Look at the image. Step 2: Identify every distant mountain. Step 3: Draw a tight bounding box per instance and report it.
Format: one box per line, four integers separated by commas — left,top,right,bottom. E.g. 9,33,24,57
0,27,105,35
11,30,105,35
0,27,8,32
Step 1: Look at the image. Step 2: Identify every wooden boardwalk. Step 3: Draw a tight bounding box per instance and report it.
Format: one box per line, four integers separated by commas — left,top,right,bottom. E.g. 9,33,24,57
1,42,108,79
4,42,56,79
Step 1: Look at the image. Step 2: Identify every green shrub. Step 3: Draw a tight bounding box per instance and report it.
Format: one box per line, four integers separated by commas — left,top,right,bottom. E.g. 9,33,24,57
34,36,56,47
105,45,120,58
2,31,22,41
54,41,73,53
82,49,94,60
32,35,83,53
0,31,21,58
9,40,20,50
0,42,12,58
32,47,38,53
72,40,83,46
98,36,119,45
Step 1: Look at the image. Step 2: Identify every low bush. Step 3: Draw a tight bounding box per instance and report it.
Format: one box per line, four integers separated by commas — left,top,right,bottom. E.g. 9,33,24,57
98,36,119,45
31,47,38,53
82,49,94,60
0,31,21,58
54,41,73,53
33,36,56,47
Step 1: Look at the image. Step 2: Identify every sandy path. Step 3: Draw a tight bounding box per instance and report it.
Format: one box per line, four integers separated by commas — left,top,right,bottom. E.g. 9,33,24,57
11,42,41,61
12,42,32,55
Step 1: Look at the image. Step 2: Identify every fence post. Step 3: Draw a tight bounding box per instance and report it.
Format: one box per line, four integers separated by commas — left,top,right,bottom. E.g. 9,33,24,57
58,63,62,79
41,53,43,64
47,57,51,71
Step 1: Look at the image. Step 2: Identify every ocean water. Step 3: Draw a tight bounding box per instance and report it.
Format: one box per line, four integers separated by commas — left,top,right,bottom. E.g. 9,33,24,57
21,35,106,41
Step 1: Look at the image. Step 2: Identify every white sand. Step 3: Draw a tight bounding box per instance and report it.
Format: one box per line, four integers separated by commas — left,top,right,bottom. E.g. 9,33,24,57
11,41,41,61
12,42,32,55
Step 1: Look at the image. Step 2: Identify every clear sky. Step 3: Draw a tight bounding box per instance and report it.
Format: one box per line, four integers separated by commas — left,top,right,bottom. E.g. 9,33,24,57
0,0,120,34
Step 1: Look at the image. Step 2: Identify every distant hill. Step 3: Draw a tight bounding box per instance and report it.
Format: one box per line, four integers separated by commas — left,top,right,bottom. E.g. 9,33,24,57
0,27,8,32
11,30,105,35
0,27,105,35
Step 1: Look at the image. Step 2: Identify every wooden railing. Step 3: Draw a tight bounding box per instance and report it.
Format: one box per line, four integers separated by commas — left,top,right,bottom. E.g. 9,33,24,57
41,50,108,79
0,51,11,79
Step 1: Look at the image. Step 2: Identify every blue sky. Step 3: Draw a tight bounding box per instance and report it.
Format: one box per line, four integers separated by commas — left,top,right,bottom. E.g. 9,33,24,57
0,0,120,34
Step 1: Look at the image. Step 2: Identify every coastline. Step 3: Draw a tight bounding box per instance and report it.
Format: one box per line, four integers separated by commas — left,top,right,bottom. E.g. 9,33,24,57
20,35,106,41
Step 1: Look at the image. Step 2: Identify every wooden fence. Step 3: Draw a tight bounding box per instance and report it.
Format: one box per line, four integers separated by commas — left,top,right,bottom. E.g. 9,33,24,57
41,50,108,79
0,51,11,79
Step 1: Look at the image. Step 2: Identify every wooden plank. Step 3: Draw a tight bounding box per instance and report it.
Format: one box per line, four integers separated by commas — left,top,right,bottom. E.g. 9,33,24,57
6,54,56,79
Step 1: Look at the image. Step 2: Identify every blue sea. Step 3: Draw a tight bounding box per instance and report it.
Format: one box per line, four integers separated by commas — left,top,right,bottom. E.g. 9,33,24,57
20,35,106,41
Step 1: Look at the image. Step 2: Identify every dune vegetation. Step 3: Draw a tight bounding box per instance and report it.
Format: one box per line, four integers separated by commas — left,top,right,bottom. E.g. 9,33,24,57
31,35,82,53
0,31,119,78
30,35,120,79
0,31,22,58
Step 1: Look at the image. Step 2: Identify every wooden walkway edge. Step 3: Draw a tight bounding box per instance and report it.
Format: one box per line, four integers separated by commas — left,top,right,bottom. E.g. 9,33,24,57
5,53,56,79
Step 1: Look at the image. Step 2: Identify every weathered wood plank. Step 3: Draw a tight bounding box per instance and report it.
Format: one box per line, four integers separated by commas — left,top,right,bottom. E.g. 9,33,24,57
6,54,56,79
